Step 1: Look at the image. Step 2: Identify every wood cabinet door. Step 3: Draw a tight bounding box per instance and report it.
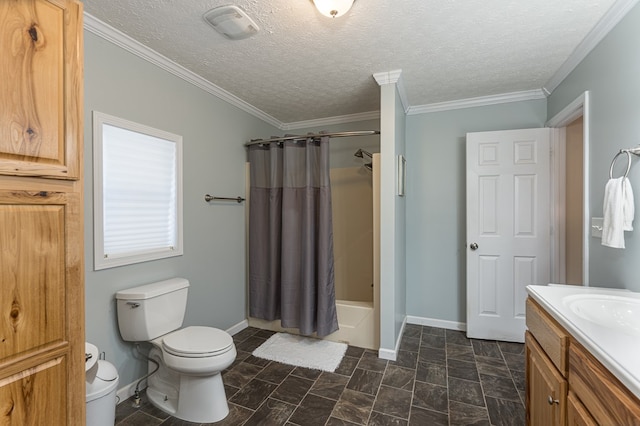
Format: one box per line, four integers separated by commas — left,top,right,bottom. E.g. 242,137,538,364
526,332,567,426
0,189,84,425
0,0,82,179
0,356,67,424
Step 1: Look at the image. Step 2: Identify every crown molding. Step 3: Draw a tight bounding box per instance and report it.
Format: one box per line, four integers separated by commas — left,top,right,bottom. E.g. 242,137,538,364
83,12,284,129
282,110,381,130
543,0,640,95
372,70,409,113
407,89,547,115
373,70,402,85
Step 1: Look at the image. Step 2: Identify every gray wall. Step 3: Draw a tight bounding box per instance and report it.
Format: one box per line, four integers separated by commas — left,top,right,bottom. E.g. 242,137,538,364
405,99,548,323
548,3,640,292
84,32,279,387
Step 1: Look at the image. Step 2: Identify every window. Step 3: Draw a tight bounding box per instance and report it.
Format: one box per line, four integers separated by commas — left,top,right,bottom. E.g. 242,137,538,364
93,111,183,270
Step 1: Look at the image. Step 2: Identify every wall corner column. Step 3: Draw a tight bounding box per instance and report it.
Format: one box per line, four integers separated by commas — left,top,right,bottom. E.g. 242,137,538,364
373,70,407,360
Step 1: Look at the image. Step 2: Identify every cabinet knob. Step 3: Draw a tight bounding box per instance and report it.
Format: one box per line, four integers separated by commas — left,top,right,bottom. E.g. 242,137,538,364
547,395,559,405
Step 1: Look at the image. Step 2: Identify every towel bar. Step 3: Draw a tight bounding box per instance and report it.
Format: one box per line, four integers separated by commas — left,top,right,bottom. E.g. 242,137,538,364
204,194,245,203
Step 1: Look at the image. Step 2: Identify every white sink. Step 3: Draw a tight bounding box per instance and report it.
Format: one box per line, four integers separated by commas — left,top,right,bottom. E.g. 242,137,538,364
563,294,640,337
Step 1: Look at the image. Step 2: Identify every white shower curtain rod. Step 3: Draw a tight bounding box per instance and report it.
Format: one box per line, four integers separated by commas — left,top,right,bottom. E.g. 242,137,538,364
244,130,380,147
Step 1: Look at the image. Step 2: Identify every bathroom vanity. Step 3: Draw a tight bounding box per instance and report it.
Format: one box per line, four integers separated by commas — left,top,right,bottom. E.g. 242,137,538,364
525,285,640,425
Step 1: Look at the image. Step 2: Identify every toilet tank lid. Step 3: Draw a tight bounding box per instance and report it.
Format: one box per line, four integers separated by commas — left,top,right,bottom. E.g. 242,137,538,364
115,278,190,300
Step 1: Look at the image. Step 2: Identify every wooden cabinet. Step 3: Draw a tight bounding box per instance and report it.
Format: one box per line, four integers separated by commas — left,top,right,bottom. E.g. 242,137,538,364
0,0,82,179
0,1,84,425
526,297,640,426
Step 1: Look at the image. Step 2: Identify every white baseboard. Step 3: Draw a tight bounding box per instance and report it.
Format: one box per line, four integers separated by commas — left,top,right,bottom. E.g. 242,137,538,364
116,319,249,404
378,316,407,361
378,347,396,361
406,315,466,332
226,319,249,336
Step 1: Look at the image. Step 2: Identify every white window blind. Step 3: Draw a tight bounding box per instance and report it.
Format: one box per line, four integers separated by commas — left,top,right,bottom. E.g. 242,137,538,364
94,112,183,270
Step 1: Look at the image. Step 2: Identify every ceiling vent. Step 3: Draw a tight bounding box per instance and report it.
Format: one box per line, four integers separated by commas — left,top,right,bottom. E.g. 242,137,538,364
203,5,259,40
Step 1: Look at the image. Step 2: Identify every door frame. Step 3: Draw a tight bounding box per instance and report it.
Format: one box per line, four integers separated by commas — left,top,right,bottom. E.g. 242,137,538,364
546,91,590,286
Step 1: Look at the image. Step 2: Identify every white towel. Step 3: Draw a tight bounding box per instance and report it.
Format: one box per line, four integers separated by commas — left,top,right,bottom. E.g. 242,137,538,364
602,177,634,248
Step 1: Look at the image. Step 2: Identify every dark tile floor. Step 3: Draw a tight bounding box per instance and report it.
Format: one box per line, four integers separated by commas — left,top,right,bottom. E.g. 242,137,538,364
115,324,525,426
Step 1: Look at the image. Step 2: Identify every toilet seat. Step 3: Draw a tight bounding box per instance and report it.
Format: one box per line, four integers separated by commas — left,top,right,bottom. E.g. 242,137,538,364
162,326,233,358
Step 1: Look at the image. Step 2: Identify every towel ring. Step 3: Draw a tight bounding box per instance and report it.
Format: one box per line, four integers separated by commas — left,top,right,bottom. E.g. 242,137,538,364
609,150,632,179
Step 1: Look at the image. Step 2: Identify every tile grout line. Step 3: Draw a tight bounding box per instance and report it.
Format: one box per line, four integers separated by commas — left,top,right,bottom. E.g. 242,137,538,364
476,341,494,425
407,326,423,426
445,331,452,426
369,349,392,424
322,355,353,426
234,329,264,425
258,362,298,425
503,344,527,409
362,360,387,425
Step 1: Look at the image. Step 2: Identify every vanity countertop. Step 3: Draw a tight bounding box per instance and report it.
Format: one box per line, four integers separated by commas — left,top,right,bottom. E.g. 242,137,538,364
527,284,640,399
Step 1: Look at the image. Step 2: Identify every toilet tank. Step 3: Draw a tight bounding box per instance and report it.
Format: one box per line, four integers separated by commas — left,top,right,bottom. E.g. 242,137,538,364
115,278,190,342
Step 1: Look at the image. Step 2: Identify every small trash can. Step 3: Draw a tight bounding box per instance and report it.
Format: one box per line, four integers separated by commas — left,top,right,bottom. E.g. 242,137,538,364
86,360,119,426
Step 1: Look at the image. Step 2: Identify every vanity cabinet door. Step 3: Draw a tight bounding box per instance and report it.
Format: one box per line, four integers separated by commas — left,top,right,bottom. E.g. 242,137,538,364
0,0,82,179
526,331,567,426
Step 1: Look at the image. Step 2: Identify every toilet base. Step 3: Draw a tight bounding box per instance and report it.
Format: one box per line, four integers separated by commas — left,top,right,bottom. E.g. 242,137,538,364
177,373,229,422
146,347,231,423
147,373,229,423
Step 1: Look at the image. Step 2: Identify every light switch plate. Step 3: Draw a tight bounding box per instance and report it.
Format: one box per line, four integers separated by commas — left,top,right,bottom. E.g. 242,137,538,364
591,217,603,238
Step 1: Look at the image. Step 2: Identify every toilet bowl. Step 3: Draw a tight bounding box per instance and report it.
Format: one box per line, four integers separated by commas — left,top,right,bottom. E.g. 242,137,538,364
116,278,237,423
159,326,236,375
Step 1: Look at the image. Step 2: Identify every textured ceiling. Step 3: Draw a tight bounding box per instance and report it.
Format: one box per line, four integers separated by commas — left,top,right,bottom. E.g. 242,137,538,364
82,0,618,126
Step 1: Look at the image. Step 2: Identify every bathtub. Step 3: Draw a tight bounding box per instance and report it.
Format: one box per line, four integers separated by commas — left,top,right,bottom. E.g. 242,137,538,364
248,299,378,350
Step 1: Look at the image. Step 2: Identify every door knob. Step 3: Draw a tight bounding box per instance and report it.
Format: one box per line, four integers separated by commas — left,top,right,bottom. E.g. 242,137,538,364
470,243,479,251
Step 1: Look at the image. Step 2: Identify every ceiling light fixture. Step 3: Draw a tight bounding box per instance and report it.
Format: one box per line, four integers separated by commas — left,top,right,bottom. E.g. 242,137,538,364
313,0,355,18
203,5,259,40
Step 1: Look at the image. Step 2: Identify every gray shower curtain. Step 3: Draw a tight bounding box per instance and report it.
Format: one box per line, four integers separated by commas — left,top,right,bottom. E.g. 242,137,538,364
248,135,338,337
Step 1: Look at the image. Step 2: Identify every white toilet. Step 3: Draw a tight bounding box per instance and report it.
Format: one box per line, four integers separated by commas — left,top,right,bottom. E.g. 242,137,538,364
116,278,237,423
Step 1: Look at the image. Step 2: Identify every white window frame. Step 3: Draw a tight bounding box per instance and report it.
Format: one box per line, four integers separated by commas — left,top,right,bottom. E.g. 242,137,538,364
93,111,183,270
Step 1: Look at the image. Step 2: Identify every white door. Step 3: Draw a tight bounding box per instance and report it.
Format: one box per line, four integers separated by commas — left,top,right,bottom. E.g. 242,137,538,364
466,128,551,342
